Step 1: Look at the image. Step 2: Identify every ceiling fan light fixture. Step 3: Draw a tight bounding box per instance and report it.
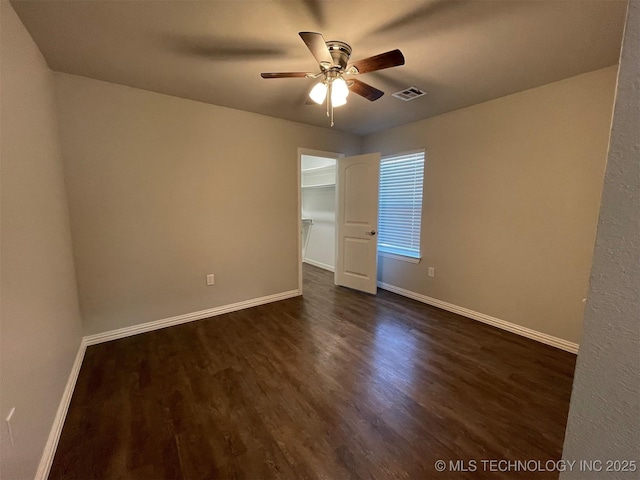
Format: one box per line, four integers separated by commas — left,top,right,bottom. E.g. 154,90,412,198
332,76,349,99
332,95,347,107
262,32,404,127
309,81,327,104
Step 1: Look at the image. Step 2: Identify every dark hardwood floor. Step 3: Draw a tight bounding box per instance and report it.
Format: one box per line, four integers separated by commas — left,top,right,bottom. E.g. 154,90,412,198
50,264,576,480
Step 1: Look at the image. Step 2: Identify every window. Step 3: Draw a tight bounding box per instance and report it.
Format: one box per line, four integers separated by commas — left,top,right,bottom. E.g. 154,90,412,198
378,150,425,260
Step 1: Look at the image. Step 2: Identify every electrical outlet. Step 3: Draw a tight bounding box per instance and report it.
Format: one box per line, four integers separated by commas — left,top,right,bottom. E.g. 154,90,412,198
428,267,435,277
206,274,215,286
6,407,15,447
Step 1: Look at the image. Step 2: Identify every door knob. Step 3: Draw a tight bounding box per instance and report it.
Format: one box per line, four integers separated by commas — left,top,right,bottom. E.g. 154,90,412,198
365,230,377,236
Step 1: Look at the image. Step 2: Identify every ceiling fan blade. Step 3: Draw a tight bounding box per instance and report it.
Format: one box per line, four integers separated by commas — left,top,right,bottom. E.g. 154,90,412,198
299,31,334,67
350,79,384,101
349,49,405,74
261,72,311,78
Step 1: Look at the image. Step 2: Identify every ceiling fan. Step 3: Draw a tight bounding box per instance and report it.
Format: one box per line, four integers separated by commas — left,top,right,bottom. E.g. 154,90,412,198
261,32,405,126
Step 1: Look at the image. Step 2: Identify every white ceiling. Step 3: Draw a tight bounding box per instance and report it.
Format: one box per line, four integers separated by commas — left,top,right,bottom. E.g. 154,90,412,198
11,0,627,135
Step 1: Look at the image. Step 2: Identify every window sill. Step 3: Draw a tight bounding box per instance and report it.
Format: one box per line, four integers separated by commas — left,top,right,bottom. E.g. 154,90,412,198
378,251,421,264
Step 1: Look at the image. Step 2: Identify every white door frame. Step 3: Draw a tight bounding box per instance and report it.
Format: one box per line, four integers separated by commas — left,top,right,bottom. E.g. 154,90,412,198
297,148,344,295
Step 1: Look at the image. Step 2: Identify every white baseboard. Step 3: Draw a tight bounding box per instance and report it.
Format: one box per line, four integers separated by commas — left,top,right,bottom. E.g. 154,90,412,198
35,338,87,480
377,281,579,354
84,289,301,345
303,258,335,272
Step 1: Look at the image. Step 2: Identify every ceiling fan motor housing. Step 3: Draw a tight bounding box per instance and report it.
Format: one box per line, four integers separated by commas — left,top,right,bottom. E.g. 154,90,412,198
326,41,352,70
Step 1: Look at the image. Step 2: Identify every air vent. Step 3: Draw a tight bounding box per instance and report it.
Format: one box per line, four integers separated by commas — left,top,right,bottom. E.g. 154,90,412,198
392,87,427,101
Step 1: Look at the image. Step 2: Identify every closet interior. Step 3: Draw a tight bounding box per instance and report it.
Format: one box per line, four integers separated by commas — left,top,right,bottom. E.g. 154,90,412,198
301,155,337,272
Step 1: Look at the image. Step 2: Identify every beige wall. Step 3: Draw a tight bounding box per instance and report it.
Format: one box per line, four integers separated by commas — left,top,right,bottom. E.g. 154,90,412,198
56,67,616,343
53,73,361,335
363,67,617,343
562,2,640,475
0,2,84,479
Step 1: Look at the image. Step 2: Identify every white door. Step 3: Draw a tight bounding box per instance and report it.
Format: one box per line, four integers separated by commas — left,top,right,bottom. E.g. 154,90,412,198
335,153,380,294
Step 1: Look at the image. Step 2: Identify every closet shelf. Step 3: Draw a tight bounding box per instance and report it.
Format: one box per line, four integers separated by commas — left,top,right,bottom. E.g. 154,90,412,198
301,183,335,189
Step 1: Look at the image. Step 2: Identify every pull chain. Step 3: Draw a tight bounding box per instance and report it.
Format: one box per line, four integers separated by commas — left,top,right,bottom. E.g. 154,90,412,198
328,82,334,127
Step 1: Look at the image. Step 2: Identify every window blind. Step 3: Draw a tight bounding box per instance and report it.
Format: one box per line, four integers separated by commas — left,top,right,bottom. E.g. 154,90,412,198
378,150,425,258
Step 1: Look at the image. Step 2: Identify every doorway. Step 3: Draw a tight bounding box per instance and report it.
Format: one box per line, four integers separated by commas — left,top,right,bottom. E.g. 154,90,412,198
297,149,381,295
297,148,343,294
